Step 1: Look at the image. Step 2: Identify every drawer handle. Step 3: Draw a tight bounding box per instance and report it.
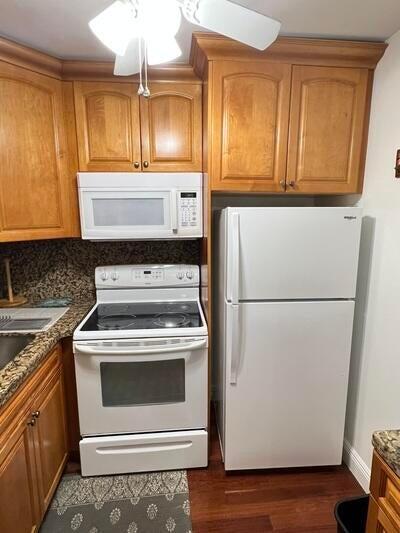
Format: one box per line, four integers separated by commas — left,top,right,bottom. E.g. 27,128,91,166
97,441,193,455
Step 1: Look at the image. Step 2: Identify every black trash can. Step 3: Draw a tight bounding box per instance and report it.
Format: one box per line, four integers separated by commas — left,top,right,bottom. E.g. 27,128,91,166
334,495,369,533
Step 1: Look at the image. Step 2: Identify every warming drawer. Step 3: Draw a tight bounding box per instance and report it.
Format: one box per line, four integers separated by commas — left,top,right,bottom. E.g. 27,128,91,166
79,430,208,476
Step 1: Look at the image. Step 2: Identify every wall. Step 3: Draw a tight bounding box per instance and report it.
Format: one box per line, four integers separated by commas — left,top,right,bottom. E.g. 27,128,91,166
340,30,400,490
0,239,200,302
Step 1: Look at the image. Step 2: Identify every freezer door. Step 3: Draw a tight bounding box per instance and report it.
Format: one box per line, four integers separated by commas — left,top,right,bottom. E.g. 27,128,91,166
225,207,362,300
223,300,354,470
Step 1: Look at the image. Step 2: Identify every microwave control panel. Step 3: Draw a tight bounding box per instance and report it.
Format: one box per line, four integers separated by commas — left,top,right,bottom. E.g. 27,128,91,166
179,192,199,227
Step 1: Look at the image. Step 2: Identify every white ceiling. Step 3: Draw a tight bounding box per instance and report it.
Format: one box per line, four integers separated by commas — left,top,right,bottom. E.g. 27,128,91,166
1,0,400,63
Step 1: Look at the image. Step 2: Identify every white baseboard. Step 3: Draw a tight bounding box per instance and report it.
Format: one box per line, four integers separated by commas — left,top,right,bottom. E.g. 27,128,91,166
343,439,371,492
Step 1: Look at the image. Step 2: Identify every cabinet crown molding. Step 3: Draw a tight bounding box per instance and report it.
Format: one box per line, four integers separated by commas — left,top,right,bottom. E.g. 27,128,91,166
0,35,200,83
190,32,387,75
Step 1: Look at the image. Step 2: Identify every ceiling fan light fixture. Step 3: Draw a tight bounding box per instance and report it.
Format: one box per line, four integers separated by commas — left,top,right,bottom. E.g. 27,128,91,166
89,0,138,56
114,37,144,75
147,36,182,65
140,0,182,39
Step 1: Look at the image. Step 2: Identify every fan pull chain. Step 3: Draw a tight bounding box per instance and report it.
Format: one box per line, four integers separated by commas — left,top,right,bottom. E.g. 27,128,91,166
137,37,144,96
143,41,150,98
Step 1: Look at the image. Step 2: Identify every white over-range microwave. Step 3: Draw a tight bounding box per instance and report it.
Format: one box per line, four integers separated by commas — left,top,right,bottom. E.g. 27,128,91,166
78,173,203,240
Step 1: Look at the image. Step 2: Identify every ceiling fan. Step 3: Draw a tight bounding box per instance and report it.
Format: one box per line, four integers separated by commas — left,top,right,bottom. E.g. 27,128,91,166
89,0,281,96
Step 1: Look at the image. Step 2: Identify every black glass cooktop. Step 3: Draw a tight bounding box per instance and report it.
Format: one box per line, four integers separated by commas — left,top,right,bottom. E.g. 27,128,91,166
81,301,203,332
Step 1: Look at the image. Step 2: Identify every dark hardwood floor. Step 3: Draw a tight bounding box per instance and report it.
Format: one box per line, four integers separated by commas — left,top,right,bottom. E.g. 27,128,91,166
188,416,364,532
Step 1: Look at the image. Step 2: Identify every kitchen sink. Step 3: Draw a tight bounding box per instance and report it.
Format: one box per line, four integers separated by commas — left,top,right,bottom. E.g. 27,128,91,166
0,335,34,371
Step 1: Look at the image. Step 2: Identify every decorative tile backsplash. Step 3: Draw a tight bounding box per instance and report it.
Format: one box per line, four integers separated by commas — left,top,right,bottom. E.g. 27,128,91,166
0,239,200,301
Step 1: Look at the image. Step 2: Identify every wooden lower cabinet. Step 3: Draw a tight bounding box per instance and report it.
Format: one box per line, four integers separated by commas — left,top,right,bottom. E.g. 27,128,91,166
368,496,399,533
367,451,400,532
32,367,68,514
0,344,68,533
0,409,39,533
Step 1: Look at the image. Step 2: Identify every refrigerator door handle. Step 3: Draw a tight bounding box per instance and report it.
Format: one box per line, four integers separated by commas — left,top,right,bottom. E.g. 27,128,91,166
228,212,240,305
230,304,241,384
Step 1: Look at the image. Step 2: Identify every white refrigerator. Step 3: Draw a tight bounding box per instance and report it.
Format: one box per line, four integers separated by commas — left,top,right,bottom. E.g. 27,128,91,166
214,207,362,471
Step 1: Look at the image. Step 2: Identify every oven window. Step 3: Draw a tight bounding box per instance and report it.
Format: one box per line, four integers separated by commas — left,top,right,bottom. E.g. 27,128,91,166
100,359,185,407
92,198,164,226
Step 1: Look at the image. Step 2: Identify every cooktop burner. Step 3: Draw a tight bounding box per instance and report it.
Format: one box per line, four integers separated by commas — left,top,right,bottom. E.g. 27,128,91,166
153,313,191,328
81,301,202,332
98,314,137,330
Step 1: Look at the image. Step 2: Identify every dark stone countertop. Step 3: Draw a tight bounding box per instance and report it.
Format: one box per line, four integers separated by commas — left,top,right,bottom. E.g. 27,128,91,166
372,430,400,478
0,300,94,408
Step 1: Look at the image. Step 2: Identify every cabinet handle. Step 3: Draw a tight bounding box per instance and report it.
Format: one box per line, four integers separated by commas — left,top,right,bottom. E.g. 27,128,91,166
143,161,149,169
31,411,40,419
279,180,286,191
133,161,140,169
27,418,36,427
288,180,296,188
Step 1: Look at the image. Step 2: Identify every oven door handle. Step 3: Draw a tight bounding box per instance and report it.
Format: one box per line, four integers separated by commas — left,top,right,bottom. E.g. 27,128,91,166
74,339,207,356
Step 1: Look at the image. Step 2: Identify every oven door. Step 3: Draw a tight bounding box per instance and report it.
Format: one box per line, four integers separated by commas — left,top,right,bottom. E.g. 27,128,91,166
74,337,208,436
79,188,179,240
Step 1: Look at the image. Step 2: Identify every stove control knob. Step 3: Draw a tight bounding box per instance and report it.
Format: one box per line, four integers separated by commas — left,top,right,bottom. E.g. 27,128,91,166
111,271,119,281
176,271,184,280
100,269,108,281
186,271,194,280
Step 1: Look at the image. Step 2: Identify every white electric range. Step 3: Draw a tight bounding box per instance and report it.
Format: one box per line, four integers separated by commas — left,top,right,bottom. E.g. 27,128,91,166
73,264,208,477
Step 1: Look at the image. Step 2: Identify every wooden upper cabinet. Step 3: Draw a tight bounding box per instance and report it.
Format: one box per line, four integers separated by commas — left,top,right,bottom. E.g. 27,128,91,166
139,82,202,172
74,81,201,172
287,66,370,194
74,81,142,171
0,62,77,241
210,61,291,192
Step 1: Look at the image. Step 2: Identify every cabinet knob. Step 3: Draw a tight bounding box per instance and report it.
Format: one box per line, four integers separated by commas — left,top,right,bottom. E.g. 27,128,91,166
143,161,149,169
32,411,40,419
288,180,296,188
27,418,36,427
134,161,140,169
279,180,286,190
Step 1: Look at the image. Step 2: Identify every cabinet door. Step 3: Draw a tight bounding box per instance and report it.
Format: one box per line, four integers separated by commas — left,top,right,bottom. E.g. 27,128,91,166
74,81,142,171
287,66,370,194
210,61,291,192
0,410,39,533
140,82,202,172
367,496,398,533
33,368,68,516
0,62,76,241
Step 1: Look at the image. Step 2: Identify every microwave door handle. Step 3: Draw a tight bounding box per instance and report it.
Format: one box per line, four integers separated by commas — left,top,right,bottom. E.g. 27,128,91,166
74,339,207,356
171,190,178,234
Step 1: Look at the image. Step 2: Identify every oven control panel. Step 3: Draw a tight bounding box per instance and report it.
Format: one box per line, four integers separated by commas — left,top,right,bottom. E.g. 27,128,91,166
95,265,200,288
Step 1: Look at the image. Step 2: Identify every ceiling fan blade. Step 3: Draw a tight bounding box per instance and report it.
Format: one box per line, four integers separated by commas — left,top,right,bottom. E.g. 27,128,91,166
183,0,281,50
89,0,138,56
114,38,143,76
